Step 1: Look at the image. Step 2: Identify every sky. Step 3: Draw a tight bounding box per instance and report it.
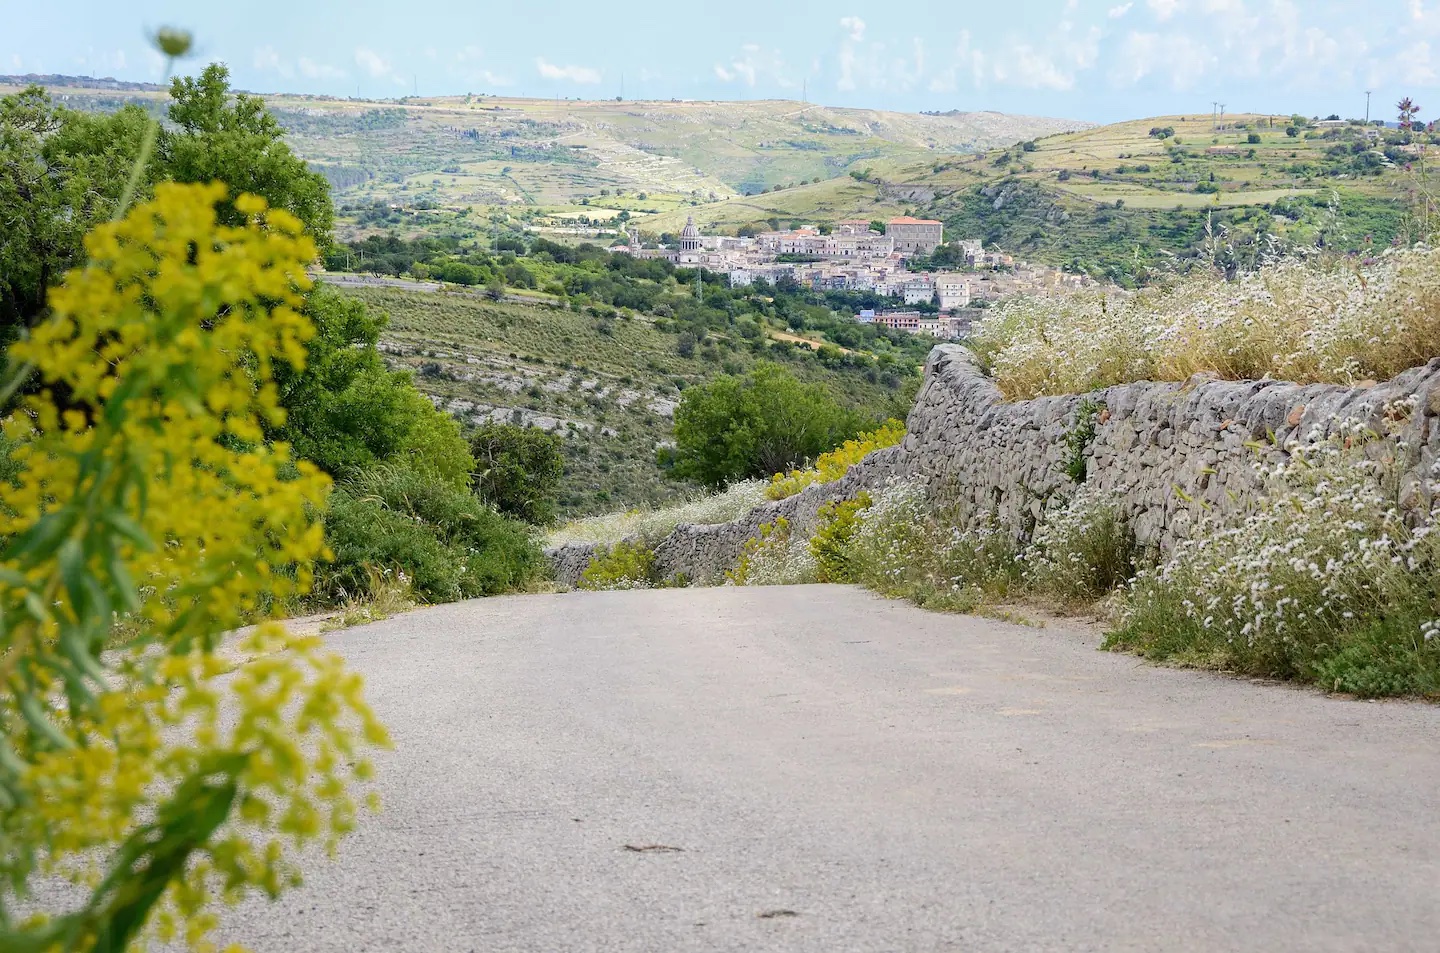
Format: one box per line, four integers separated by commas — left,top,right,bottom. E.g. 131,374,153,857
5,1,1440,123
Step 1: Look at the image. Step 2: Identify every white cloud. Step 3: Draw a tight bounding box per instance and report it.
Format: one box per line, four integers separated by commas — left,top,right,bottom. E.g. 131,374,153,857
448,47,512,88
1108,3,1134,17
1111,30,1212,88
536,58,601,84
254,46,293,79
840,16,866,42
298,57,346,80
1147,0,1185,19
714,44,793,88
355,47,393,79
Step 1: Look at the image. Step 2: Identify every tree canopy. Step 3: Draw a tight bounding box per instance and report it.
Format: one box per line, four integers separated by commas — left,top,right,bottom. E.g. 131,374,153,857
669,363,872,488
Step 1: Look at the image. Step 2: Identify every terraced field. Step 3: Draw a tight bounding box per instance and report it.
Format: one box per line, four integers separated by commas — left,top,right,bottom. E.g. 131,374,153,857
345,285,915,518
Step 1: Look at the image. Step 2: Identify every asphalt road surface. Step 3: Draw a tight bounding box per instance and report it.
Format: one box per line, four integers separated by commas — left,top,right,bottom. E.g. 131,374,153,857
218,586,1440,952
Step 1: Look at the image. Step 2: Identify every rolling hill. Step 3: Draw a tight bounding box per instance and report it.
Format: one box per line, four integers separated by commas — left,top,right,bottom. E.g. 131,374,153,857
0,74,1087,237
652,111,1417,283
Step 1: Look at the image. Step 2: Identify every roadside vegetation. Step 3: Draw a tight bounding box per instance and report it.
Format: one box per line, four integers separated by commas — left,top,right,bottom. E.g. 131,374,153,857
0,31,395,952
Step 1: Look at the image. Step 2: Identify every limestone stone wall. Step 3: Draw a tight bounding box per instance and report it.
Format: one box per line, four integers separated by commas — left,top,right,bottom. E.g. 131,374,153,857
905,345,1440,552
549,343,1440,586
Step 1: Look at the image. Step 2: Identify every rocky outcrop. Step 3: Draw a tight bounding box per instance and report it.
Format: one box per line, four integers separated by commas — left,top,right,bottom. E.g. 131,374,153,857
549,344,1440,586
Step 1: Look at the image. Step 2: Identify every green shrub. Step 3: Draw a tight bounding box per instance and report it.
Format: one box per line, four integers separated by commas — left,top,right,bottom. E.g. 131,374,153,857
1022,486,1136,607
810,493,872,583
1107,425,1440,697
767,420,904,500
470,422,564,525
578,541,659,590
322,465,543,603
669,362,871,488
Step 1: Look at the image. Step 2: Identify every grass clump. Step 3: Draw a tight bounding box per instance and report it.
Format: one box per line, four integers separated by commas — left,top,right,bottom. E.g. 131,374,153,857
972,248,1440,400
766,419,906,500
548,479,769,549
1106,423,1440,698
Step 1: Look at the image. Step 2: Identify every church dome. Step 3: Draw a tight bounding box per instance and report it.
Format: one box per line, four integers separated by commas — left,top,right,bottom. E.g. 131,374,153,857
679,215,702,253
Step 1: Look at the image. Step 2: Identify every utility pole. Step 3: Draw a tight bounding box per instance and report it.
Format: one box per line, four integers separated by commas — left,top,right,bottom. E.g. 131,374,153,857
1219,103,1226,127
413,74,418,97
1365,90,1372,123
1212,101,1219,130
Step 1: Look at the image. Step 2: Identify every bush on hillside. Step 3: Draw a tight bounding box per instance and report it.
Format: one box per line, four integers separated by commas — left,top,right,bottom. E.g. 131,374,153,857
321,465,543,604
277,286,474,489
669,362,872,488
470,422,565,525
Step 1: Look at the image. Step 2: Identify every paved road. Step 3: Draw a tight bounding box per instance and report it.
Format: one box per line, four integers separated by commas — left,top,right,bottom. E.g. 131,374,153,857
220,586,1440,952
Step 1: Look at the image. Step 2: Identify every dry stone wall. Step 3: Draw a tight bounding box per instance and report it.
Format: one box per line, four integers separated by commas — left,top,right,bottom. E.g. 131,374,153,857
549,343,1440,586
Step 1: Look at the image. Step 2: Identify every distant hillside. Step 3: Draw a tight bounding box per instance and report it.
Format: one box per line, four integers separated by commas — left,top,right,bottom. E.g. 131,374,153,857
0,75,1086,236
661,112,1414,284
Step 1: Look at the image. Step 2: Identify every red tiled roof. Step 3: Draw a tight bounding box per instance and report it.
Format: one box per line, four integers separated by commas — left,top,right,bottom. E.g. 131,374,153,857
888,216,943,225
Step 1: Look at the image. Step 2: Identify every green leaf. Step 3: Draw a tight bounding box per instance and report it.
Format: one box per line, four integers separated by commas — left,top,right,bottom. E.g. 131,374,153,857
101,510,155,552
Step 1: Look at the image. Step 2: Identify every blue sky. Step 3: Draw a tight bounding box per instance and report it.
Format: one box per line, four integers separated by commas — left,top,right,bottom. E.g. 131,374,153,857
5,1,1440,123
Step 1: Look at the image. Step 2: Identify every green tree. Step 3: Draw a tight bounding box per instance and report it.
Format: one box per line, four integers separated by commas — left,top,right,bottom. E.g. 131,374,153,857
272,287,474,488
163,63,333,239
669,363,871,488
469,423,565,525
0,88,151,334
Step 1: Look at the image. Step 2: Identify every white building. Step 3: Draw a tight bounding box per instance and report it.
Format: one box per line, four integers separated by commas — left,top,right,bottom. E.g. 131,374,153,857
935,273,972,311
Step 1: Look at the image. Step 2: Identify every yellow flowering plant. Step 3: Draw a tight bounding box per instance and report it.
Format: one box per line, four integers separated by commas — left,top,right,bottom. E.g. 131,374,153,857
0,182,387,952
765,418,905,501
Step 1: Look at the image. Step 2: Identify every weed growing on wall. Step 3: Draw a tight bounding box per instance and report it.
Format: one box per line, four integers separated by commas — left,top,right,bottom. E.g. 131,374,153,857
810,494,873,583
1108,422,1440,697
847,480,1021,612
1022,485,1137,608
973,248,1440,399
578,541,661,590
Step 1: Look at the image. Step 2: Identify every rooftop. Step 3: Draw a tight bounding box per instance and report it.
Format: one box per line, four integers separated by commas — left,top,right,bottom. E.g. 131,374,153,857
889,216,943,225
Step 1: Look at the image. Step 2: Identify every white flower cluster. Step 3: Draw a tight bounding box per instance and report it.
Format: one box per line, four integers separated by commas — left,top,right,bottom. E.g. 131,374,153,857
1120,421,1440,657
971,247,1440,399
732,526,818,587
548,479,770,548
847,479,1017,604
1022,484,1133,605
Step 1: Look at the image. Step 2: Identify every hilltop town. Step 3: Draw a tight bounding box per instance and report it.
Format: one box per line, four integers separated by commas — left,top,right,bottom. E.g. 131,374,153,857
613,214,1094,339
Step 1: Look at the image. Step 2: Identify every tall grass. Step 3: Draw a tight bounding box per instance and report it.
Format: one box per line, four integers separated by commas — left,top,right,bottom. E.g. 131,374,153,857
547,479,770,549
972,248,1440,399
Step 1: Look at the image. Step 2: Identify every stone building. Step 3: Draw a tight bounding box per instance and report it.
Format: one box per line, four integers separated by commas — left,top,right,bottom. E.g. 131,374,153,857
886,216,945,255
